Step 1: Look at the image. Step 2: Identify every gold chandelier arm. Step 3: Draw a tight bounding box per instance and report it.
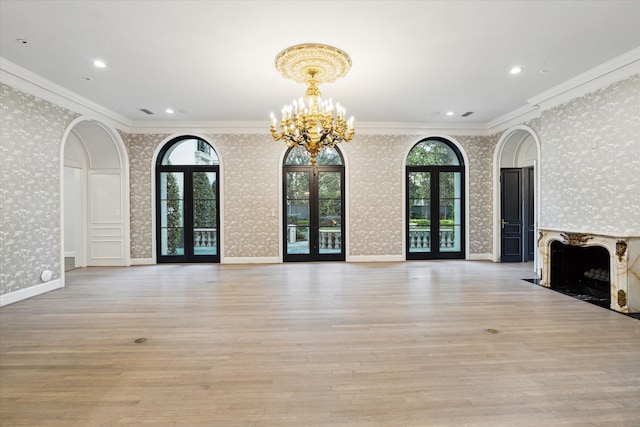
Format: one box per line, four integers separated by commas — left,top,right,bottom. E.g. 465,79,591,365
270,126,283,141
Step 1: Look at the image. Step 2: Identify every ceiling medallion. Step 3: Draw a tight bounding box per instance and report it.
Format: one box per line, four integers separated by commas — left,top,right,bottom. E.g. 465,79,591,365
274,43,352,84
270,43,355,165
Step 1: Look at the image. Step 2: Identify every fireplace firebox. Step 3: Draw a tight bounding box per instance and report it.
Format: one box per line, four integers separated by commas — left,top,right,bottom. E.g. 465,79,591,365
550,241,610,308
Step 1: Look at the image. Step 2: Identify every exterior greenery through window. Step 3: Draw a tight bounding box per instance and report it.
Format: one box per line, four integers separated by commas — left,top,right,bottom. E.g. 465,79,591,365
165,173,182,255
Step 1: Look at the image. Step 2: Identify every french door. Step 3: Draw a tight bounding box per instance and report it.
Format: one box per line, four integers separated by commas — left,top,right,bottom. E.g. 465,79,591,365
284,166,344,261
407,168,464,259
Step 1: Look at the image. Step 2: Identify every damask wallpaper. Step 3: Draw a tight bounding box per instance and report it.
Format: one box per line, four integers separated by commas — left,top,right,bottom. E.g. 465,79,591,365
343,135,406,257
527,74,640,236
0,83,78,295
125,133,283,260
121,132,165,260
2,73,637,300
455,134,498,255
125,132,496,261
343,134,496,257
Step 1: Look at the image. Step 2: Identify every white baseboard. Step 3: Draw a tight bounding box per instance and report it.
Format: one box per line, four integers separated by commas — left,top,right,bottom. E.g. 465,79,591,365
468,253,494,261
0,279,64,307
347,255,404,263
131,258,154,265
222,257,280,264
127,254,495,266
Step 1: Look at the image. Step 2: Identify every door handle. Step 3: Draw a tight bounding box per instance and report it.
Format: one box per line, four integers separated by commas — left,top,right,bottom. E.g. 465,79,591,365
501,219,508,229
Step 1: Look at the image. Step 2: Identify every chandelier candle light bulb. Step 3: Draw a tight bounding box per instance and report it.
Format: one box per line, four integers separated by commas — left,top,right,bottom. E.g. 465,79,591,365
270,43,355,165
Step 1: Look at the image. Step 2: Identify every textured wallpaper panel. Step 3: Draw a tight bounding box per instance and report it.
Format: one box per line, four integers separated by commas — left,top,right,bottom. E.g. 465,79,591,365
455,134,497,255
126,132,494,260
122,133,168,259
0,83,78,294
125,133,282,259
531,74,640,235
218,135,281,258
344,134,495,257
344,135,406,256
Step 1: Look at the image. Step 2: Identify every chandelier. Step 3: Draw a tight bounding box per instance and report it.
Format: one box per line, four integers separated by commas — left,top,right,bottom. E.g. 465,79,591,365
270,43,355,165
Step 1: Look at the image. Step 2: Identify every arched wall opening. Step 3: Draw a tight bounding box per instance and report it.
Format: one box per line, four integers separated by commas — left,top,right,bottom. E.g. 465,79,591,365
60,118,130,281
493,125,541,274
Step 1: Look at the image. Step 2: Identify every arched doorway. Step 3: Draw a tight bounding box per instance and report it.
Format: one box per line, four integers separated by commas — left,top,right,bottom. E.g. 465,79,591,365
63,129,87,270
283,146,345,262
493,125,541,269
406,137,466,260
61,118,130,272
155,136,220,263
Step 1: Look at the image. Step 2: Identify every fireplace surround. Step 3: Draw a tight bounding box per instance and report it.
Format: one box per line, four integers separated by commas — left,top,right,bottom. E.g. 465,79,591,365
539,229,640,313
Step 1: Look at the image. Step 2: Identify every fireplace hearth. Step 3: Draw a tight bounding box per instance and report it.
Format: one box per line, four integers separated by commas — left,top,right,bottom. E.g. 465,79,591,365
539,229,640,313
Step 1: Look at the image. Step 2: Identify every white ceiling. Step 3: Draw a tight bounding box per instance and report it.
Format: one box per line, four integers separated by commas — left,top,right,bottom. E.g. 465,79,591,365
1,0,639,127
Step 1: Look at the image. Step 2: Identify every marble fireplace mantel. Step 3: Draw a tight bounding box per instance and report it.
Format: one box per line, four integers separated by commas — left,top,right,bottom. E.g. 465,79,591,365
538,229,640,313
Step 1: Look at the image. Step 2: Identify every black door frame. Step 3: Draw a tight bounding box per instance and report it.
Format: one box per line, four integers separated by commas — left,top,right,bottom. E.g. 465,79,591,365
525,166,535,261
283,164,345,262
156,139,220,263
500,166,534,262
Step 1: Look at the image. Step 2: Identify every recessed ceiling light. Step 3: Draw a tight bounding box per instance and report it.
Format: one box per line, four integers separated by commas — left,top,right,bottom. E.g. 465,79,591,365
93,60,106,68
166,109,174,114
16,38,30,45
510,66,522,74
446,111,454,116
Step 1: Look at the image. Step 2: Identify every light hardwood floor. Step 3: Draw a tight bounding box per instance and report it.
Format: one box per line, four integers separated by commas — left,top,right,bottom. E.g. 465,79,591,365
1,261,639,426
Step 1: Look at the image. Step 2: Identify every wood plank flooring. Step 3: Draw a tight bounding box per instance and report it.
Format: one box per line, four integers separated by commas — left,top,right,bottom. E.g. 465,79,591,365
1,261,639,426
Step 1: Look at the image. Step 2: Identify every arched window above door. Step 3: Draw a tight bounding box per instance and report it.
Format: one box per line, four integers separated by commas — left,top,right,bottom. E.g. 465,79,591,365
160,137,219,166
284,146,343,166
406,139,461,166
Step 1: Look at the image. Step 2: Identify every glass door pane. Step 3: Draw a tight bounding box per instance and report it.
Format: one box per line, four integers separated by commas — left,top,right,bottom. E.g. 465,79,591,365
318,172,342,254
439,171,462,252
160,172,184,256
192,171,217,256
286,171,310,255
408,172,431,253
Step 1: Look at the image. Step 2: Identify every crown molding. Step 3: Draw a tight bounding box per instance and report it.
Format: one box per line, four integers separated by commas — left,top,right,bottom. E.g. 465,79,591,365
352,121,489,136
486,104,541,135
129,120,490,136
128,120,269,135
486,48,640,135
0,57,132,131
526,47,640,111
